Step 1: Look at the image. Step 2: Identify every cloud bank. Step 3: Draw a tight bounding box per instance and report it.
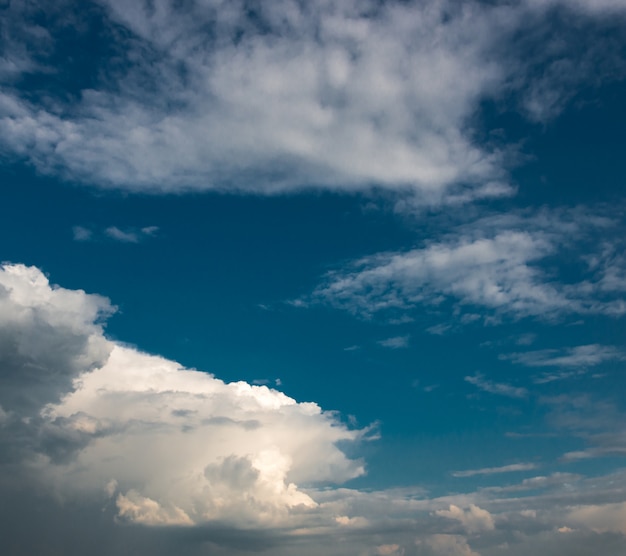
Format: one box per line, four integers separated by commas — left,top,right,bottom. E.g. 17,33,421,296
0,263,365,529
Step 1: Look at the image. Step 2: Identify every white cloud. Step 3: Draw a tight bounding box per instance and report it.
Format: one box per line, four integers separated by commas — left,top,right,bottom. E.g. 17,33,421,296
312,231,557,317
0,1,624,198
0,0,507,198
435,504,495,534
104,226,140,243
465,374,528,399
308,208,626,321
0,263,367,529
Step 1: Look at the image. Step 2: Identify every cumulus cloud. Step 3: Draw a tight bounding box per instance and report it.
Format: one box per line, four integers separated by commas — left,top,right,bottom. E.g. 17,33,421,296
0,263,366,529
435,504,495,534
0,1,624,198
0,263,113,416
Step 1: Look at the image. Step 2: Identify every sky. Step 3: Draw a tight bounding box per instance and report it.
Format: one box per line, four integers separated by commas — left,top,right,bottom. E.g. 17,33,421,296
1,0,626,554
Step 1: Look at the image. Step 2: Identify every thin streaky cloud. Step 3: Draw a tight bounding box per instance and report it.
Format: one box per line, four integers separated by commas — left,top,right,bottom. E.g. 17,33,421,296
452,463,538,478
503,344,626,368
104,226,159,243
309,207,626,321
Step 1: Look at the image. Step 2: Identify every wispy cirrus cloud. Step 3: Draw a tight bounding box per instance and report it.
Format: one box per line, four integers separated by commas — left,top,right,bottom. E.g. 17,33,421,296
452,463,538,478
465,373,528,399
504,344,625,368
307,207,626,322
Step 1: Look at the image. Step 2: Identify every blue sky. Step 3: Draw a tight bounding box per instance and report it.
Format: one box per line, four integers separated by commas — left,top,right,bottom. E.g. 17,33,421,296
1,1,626,555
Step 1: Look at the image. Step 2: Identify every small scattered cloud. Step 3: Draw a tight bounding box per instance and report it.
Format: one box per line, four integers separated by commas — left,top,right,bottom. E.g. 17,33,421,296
378,335,410,349
515,333,537,346
426,324,452,336
72,225,93,241
465,373,528,399
105,226,140,243
140,226,159,236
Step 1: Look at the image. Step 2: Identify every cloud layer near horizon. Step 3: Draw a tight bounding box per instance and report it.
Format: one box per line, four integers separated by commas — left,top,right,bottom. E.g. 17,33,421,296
1,263,626,555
